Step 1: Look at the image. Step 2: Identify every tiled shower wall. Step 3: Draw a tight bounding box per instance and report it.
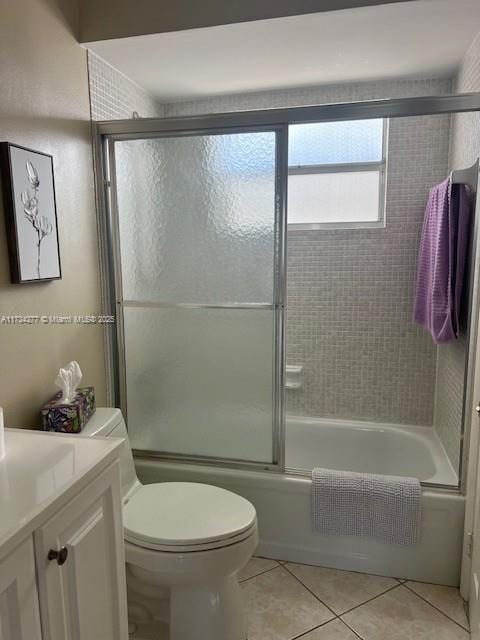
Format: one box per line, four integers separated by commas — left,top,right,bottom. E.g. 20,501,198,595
164,78,452,426
286,114,449,425
434,31,480,471
87,51,165,121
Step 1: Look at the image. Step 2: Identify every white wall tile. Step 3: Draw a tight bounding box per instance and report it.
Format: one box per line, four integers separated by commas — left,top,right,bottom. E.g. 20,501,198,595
87,51,165,121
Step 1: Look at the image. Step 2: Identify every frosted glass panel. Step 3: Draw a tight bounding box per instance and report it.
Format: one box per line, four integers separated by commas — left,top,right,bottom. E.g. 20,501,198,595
124,307,274,462
289,119,384,166
288,171,381,225
115,132,277,304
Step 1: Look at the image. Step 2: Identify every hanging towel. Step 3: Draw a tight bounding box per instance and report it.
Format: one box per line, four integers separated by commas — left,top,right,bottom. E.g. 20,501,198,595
413,177,471,343
311,468,421,545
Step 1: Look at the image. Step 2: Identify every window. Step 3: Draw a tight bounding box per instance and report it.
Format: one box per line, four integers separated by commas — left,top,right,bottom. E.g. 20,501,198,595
287,119,387,229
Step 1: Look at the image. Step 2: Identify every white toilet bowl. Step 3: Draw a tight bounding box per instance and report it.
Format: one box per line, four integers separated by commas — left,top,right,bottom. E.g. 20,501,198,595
82,409,257,640
124,481,257,640
125,525,257,639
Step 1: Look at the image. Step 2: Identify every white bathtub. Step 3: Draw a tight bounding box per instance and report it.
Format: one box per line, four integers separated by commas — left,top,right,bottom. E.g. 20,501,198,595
286,416,458,484
135,417,465,586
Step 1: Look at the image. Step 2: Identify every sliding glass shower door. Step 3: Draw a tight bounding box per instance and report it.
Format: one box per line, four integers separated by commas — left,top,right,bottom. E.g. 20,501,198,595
109,127,286,466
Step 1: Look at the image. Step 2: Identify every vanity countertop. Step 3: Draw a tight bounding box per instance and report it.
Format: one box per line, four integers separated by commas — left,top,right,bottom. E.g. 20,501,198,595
0,428,123,556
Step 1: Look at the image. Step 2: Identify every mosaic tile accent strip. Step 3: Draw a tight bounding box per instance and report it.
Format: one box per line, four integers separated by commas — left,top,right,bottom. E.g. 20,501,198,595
87,51,165,121
165,78,452,425
435,31,480,470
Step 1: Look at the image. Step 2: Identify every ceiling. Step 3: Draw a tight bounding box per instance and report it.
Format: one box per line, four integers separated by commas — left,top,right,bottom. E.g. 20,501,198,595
87,0,480,103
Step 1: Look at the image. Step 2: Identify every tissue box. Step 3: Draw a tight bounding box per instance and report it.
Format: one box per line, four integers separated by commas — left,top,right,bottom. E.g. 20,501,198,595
41,387,95,433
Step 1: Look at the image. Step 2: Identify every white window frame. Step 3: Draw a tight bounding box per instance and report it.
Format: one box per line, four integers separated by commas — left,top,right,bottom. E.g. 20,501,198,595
287,118,389,230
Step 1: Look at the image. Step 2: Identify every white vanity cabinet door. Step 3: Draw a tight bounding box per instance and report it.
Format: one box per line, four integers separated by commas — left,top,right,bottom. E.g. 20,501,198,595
0,538,42,640
34,462,128,640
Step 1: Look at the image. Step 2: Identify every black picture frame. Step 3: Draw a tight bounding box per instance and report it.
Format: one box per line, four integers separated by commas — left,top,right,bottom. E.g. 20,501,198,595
0,142,62,283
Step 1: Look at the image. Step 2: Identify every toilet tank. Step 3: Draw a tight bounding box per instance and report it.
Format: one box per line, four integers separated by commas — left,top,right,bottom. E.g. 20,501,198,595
82,408,139,499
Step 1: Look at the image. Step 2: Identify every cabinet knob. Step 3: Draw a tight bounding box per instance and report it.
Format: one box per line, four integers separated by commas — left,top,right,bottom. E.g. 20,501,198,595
48,546,68,565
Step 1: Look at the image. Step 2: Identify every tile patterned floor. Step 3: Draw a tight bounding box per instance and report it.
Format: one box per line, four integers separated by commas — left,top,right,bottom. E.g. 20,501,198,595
240,558,470,640
130,556,470,639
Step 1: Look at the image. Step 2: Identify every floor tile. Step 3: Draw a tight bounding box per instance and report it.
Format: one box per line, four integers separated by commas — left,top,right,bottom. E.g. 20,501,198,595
238,557,279,582
286,563,398,614
242,566,334,640
299,619,360,639
405,581,469,630
342,585,469,640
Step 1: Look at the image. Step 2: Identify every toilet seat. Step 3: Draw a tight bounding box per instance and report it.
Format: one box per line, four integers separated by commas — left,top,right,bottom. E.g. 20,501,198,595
123,482,257,553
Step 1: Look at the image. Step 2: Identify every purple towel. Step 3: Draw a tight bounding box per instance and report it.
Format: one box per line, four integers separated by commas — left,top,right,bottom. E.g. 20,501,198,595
413,177,471,344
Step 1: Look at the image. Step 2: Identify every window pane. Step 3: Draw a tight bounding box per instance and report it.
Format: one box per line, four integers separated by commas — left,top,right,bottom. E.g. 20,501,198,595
287,171,381,225
289,119,384,166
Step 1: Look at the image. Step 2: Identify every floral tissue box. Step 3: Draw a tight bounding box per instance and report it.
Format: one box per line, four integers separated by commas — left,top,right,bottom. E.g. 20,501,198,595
41,387,95,433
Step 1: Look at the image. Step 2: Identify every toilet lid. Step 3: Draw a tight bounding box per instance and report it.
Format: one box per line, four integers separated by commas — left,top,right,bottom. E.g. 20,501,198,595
123,482,257,550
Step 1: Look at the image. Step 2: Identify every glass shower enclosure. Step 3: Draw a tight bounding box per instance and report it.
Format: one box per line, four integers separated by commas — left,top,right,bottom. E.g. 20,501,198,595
97,93,480,482
104,126,287,468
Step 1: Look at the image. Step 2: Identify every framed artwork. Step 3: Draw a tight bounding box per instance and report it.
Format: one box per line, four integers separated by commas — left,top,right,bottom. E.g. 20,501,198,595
0,143,61,283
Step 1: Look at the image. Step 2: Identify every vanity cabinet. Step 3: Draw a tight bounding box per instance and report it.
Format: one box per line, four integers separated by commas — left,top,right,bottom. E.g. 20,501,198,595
0,538,42,640
35,464,127,640
0,429,128,640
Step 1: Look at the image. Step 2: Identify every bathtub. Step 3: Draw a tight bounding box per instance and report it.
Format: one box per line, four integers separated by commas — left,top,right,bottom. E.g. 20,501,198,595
135,416,465,586
285,415,459,484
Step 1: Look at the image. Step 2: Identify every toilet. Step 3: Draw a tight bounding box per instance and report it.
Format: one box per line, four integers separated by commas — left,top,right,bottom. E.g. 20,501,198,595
82,408,258,640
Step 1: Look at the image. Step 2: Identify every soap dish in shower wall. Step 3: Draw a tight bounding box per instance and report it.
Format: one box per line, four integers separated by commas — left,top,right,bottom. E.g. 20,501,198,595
286,365,303,389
